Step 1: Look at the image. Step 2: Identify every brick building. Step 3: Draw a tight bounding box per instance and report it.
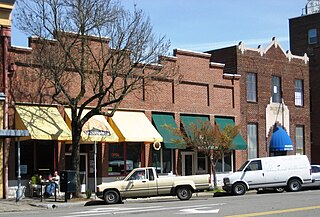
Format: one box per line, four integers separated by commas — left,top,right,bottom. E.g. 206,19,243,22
207,38,311,160
1,29,247,197
289,1,320,163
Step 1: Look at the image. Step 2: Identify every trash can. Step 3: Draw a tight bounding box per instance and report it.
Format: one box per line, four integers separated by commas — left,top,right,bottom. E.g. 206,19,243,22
60,170,76,193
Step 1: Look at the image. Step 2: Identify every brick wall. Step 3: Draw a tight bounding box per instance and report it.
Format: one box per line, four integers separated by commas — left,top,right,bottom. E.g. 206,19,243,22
208,40,311,161
289,13,320,163
5,39,244,173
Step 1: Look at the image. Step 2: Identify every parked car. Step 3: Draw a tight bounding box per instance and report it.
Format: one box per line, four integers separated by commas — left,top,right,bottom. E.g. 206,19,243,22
223,155,312,195
96,167,212,204
303,165,320,189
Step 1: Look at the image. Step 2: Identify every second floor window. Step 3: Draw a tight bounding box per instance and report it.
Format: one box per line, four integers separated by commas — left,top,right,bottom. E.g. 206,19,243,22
308,28,317,44
295,79,304,106
247,73,257,102
272,76,282,103
247,124,258,159
295,126,304,155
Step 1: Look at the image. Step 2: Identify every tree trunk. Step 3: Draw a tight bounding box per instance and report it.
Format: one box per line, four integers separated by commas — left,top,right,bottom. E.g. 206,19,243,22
210,158,218,189
71,133,81,197
71,110,82,197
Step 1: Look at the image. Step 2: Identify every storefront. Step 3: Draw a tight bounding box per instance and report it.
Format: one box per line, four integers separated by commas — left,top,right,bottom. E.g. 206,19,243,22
152,113,185,175
11,105,72,196
106,110,163,179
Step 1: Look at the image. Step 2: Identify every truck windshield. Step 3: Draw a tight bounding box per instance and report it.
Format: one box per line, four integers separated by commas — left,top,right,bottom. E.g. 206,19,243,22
237,161,249,171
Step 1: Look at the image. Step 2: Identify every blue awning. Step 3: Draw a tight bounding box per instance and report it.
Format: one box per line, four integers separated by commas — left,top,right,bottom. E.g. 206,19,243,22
270,126,293,151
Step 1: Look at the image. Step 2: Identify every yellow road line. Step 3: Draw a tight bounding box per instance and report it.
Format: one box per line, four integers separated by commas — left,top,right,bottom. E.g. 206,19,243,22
225,205,320,217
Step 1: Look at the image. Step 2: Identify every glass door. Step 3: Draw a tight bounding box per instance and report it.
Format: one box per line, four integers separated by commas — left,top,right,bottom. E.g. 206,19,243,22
181,152,195,176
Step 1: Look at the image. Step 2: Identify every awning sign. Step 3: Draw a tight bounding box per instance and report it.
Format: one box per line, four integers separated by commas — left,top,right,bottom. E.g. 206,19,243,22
83,118,111,137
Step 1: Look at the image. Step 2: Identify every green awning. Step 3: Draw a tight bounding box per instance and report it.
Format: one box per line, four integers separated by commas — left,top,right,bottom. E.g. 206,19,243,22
180,115,210,140
152,113,185,149
215,117,247,150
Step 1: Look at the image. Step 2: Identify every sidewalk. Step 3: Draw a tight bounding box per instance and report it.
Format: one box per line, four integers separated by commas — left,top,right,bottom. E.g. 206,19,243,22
0,196,88,212
0,191,217,213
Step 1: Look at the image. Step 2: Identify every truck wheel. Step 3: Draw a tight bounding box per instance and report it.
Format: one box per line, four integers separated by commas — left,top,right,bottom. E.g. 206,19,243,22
176,186,192,200
274,187,285,193
287,179,302,192
232,183,246,195
104,190,120,204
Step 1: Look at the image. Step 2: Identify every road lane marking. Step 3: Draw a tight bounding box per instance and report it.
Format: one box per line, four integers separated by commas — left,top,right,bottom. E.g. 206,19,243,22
225,205,320,217
179,207,220,214
60,203,225,217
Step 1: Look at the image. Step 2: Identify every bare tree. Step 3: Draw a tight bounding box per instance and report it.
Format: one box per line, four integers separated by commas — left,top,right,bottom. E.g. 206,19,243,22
13,0,173,195
168,121,239,189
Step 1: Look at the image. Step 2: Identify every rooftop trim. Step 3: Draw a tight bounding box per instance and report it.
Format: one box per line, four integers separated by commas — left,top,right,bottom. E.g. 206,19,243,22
238,37,309,64
210,62,225,68
174,48,211,58
223,73,241,80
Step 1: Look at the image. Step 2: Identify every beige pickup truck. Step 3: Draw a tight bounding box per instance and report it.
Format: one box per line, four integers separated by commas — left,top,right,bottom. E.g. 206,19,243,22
96,167,212,204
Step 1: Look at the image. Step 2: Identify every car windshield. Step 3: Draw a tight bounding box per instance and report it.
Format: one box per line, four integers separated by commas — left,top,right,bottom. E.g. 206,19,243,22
237,161,249,171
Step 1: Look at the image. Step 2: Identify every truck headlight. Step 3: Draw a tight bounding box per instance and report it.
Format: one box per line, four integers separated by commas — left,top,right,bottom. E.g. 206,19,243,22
223,178,230,185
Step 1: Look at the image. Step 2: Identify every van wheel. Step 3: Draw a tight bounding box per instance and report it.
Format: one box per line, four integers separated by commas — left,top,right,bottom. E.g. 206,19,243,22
232,183,246,195
104,190,120,204
176,186,192,200
287,179,302,192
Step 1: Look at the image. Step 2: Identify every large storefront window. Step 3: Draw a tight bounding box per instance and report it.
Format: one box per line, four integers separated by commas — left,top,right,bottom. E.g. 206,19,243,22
108,143,142,176
216,152,232,173
151,148,173,174
126,143,142,170
197,151,207,172
108,144,124,176
17,140,54,178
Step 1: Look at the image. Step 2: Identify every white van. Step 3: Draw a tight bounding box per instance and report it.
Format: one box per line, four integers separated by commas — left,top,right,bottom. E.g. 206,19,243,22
223,155,312,195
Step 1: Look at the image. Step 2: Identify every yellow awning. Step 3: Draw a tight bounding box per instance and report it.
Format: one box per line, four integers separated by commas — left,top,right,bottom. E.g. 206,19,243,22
15,105,72,141
65,109,118,142
109,111,163,143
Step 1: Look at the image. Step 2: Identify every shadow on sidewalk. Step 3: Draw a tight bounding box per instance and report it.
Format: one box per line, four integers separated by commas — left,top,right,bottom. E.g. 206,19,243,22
213,192,232,197
84,200,106,206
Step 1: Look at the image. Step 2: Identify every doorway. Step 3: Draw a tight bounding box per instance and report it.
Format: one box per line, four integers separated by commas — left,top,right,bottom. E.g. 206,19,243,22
181,152,195,176
65,153,88,192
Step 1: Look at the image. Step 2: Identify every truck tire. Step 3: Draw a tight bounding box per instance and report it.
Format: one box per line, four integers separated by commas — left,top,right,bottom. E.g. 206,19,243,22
232,183,246,195
287,179,302,192
104,190,120,204
274,187,285,193
176,186,192,200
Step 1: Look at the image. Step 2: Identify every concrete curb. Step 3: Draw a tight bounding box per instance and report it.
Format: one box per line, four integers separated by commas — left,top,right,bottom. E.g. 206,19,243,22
30,201,87,209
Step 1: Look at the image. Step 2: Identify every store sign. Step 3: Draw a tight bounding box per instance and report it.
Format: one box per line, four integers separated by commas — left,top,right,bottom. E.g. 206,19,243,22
83,117,111,136
84,127,111,136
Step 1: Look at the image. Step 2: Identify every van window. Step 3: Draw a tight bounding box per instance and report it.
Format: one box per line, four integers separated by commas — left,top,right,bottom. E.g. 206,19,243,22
238,161,249,171
246,160,262,171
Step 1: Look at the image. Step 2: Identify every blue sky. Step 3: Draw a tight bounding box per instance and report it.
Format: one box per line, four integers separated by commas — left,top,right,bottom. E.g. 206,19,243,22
12,0,307,53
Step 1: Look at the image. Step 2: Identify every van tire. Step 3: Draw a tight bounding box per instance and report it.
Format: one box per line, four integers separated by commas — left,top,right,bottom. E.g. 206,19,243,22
104,190,120,204
232,183,246,195
176,186,192,200
287,179,302,192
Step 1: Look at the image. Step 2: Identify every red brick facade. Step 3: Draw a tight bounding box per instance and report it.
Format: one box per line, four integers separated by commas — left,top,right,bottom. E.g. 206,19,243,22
207,38,311,161
290,12,320,164
1,36,246,187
